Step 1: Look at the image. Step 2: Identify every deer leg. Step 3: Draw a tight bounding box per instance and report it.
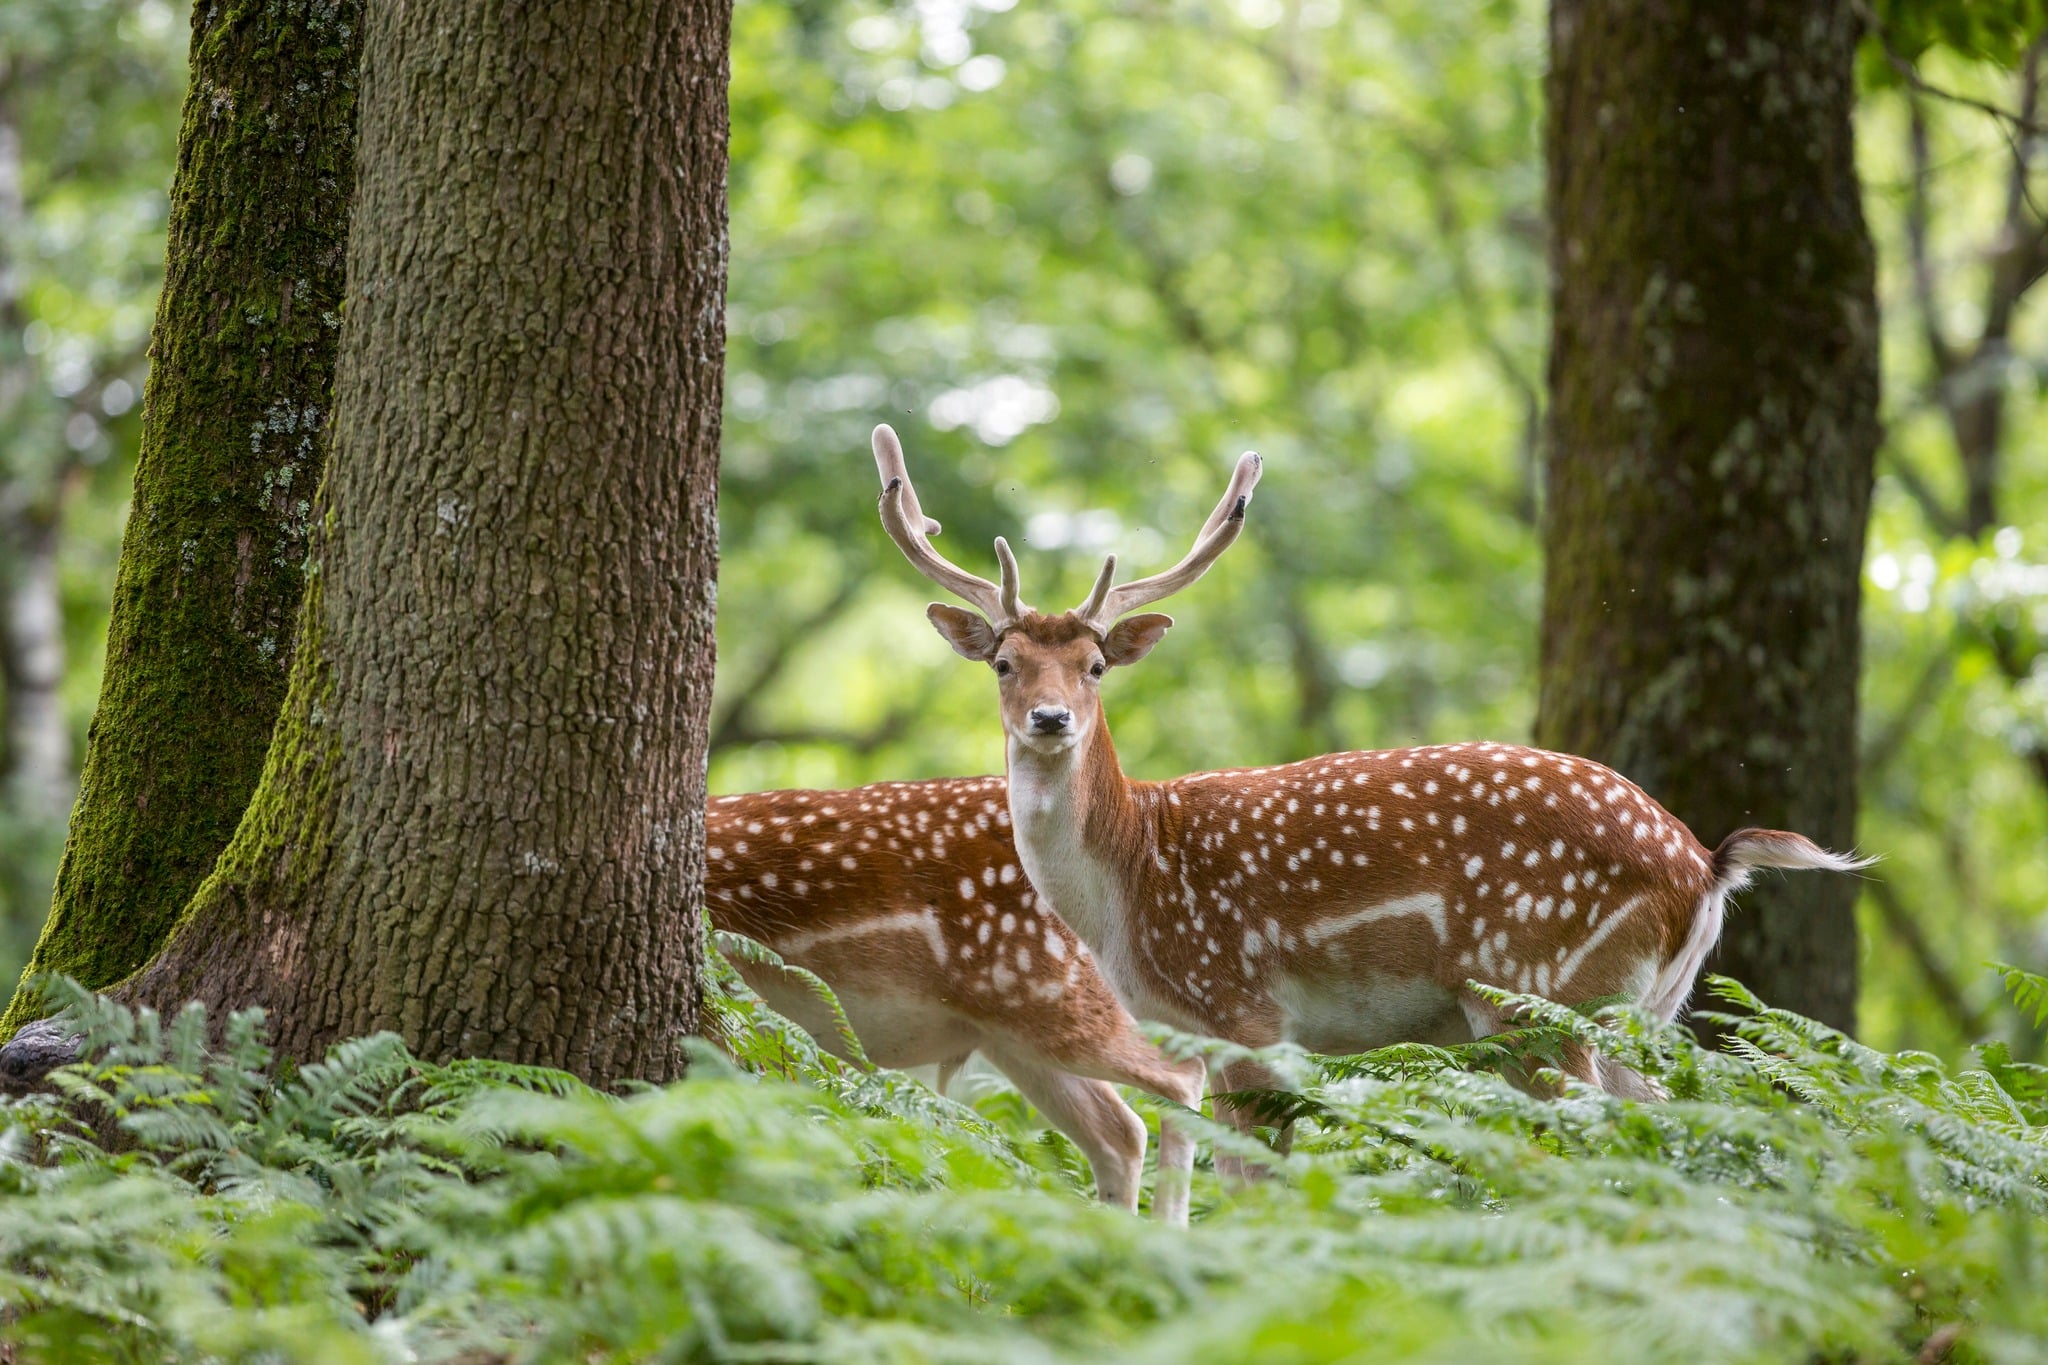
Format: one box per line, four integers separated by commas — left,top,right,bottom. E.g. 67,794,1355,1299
1554,1041,1605,1092
1460,989,1602,1095
1131,1053,1206,1226
984,1046,1149,1213
1597,1058,1666,1100
932,1052,973,1098
1212,1057,1294,1185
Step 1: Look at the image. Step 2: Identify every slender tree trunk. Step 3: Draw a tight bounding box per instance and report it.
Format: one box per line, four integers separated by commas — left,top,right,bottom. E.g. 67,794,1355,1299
1537,1,1879,1031
0,96,72,827
0,515,70,821
0,89,74,947
1,1,361,1037
117,0,728,1082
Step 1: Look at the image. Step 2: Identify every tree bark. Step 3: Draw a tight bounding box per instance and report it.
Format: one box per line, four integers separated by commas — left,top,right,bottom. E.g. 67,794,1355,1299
1537,1,1879,1031
116,0,728,1082
2,0,361,1037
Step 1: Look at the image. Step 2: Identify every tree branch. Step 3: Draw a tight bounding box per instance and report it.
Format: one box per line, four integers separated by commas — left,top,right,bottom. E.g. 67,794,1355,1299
709,697,929,760
1865,877,1991,1040
1974,621,2048,797
1877,447,1965,539
1980,35,2048,349
1859,644,1956,782
707,575,862,754
1395,131,1544,525
1905,99,1961,384
1856,0,2048,137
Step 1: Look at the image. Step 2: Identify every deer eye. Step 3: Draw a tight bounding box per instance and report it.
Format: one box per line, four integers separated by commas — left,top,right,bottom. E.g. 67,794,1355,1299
1089,661,1106,678
993,658,1013,677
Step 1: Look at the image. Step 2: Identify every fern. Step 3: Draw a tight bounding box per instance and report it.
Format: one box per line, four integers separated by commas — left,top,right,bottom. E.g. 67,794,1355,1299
1995,960,2048,1030
0,961,2044,1363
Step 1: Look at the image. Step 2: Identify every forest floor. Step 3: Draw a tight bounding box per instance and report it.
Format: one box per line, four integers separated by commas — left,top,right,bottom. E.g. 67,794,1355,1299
0,955,2042,1363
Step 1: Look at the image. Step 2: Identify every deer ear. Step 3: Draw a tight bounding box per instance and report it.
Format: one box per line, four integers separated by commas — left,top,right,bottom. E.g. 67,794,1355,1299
1101,613,1173,667
927,603,998,661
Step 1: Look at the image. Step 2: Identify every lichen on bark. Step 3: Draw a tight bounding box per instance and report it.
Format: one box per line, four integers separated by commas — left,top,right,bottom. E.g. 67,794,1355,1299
1537,1,1879,1030
1,0,362,1038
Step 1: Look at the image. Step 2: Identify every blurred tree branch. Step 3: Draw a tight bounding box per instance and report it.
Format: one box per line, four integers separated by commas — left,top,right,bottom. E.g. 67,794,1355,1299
0,87,145,814
1236,29,1544,524
1867,876,1993,1039
708,576,862,754
710,688,936,759
1891,37,2048,815
1900,50,2048,538
1877,448,1964,540
1073,107,1225,358
1857,0,2048,139
1972,620,2048,795
1859,644,1956,781
1395,131,1544,526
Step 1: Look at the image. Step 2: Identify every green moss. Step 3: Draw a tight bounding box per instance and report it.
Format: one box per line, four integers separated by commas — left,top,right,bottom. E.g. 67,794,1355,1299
1,0,362,1037
134,523,346,1016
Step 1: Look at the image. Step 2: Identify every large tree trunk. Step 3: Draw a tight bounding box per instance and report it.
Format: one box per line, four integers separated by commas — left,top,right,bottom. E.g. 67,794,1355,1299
116,0,728,1082
1537,1,1879,1031
2,1,361,1037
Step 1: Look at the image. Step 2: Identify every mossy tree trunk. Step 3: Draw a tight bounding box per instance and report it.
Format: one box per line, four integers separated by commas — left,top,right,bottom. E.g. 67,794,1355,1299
1536,1,1879,1031
116,0,728,1082
2,1,361,1037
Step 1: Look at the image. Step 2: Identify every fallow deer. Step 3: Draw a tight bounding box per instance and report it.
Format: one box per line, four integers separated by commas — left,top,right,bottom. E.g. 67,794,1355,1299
869,423,1870,1119
705,782,1205,1220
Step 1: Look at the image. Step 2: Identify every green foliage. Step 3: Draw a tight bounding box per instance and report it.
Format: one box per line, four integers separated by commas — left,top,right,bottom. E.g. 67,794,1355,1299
1865,0,2048,70
0,0,186,975
713,0,1547,801
1996,961,2048,1029
1814,18,2048,1056
2,964,2043,1363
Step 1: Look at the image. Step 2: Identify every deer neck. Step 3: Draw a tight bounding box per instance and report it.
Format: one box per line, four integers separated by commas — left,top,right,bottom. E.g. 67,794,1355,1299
1004,717,1151,957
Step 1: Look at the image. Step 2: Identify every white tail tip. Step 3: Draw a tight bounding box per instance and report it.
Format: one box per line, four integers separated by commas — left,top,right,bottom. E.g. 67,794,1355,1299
1712,828,1877,886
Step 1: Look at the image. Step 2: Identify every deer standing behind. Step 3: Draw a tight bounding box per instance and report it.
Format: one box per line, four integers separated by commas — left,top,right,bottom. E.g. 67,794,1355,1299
705,782,1204,1221
870,424,1871,1121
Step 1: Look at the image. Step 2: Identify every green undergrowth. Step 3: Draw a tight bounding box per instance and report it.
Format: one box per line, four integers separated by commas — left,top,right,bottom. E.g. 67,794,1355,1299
1,956,2044,1364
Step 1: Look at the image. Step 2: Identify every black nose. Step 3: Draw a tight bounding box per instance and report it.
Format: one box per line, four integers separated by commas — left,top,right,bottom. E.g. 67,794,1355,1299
1028,706,1072,734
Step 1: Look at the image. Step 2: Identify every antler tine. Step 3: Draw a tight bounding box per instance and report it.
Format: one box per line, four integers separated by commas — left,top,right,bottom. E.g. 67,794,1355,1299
872,424,1028,627
1192,450,1264,541
1074,553,1118,622
993,536,1027,622
1076,451,1262,631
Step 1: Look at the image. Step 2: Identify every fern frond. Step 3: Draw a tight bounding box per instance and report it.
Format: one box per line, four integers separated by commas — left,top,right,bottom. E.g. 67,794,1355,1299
1993,961,2048,1031
711,928,874,1072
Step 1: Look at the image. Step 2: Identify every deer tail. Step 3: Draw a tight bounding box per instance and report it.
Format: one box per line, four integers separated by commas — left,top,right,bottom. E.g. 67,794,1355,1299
1644,829,1875,1023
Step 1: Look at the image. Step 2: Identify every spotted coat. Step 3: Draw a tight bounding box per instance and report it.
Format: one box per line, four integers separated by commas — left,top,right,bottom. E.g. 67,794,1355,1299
704,777,1204,1219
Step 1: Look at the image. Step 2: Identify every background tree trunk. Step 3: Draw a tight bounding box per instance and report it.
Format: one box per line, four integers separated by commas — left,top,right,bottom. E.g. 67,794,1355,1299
1537,1,1879,1030
1,0,361,1037
118,0,729,1082
0,514,69,819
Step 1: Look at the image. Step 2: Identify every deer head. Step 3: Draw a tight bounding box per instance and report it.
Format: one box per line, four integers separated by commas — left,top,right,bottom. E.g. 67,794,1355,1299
871,424,1262,757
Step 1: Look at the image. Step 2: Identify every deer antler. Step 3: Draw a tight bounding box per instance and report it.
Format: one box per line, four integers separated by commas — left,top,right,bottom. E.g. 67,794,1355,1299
872,424,1029,628
1075,451,1262,632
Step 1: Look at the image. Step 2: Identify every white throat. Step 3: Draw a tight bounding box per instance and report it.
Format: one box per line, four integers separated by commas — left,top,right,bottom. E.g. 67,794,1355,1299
1005,737,1121,957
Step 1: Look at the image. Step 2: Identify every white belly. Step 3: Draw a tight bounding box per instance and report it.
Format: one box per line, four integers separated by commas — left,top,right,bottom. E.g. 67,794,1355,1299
1271,970,1464,1054
737,965,978,1070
